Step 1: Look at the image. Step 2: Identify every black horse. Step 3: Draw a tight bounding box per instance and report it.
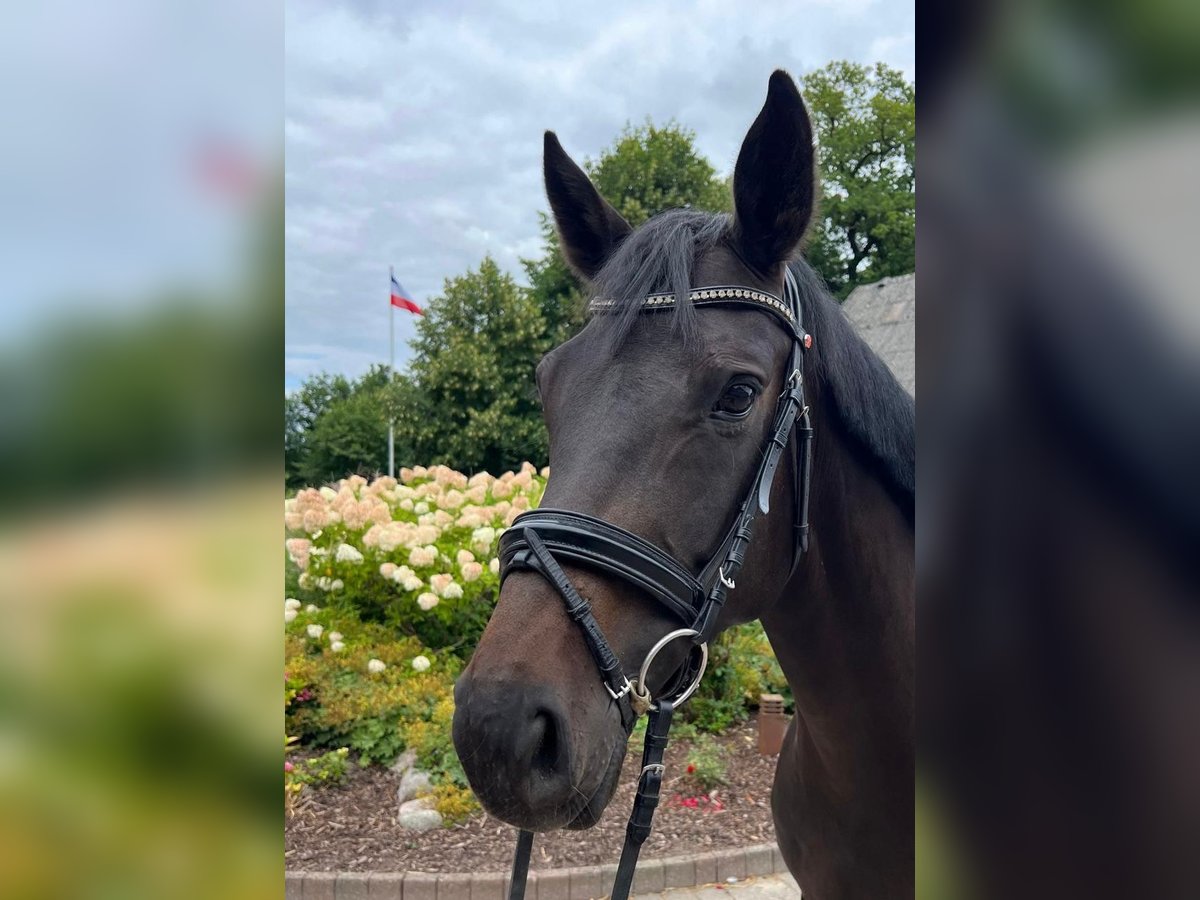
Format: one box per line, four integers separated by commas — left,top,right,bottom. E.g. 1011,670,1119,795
453,70,915,899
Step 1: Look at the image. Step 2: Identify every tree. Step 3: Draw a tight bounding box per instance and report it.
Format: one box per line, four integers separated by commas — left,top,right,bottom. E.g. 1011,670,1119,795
801,61,915,298
523,121,731,343
286,365,402,488
286,373,351,486
395,257,549,474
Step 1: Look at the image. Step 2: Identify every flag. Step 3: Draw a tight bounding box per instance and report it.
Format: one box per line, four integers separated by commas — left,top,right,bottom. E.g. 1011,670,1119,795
193,138,259,200
390,275,423,315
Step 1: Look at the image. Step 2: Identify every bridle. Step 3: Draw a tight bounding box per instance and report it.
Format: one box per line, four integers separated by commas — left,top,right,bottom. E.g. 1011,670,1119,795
497,267,814,900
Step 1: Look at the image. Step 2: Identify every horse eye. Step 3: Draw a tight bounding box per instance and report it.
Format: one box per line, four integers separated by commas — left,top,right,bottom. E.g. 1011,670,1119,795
714,382,758,418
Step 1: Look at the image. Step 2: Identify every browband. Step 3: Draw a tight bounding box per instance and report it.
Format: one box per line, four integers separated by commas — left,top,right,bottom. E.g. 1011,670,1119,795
589,284,800,336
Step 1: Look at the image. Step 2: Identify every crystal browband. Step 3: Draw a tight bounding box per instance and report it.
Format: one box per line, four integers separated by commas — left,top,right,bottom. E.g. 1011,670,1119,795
589,286,799,334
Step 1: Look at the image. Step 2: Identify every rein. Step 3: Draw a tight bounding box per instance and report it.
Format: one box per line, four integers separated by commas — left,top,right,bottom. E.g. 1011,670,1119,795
497,269,813,900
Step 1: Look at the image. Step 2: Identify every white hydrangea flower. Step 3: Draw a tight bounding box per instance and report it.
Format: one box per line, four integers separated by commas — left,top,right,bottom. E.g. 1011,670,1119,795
489,558,500,575
414,502,430,515
284,598,301,611
380,562,397,578
298,572,313,589
306,604,319,613
443,582,464,600
399,498,414,511
417,592,440,611
461,562,483,582
401,575,423,591
284,609,298,623
306,624,324,639
412,655,431,672
331,578,344,591
330,640,346,652
319,486,337,501
327,631,343,643
367,658,387,674
456,549,475,566
335,543,364,564
408,545,438,568
471,526,497,555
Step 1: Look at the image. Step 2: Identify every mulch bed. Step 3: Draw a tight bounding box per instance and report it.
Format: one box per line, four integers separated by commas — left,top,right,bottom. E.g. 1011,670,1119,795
286,715,779,873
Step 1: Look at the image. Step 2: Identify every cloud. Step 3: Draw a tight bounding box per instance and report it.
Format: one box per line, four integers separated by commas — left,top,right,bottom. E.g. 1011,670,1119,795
285,0,914,389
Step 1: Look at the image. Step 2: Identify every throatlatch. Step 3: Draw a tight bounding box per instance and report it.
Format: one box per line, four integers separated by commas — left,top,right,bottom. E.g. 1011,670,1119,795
499,267,813,900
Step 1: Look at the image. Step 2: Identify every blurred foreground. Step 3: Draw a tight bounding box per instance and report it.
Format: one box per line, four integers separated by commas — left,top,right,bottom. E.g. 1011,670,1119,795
918,0,1199,897
0,5,282,897
0,478,281,899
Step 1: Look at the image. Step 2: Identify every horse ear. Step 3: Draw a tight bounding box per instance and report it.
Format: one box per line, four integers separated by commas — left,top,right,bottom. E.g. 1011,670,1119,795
731,70,816,273
544,131,632,281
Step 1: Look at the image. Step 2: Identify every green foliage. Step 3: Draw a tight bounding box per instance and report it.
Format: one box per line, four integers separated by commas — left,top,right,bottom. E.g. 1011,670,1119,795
684,734,727,790
685,622,790,732
286,747,349,789
284,619,461,768
395,258,550,475
286,365,412,489
588,120,731,226
801,61,915,298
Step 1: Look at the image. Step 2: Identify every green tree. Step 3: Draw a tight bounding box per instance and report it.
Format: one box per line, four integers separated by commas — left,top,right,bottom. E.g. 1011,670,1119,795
801,61,915,298
286,365,404,488
395,257,549,474
286,373,351,486
524,121,731,343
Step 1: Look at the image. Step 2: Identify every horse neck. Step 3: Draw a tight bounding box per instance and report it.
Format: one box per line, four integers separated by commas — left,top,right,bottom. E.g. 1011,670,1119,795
761,398,915,765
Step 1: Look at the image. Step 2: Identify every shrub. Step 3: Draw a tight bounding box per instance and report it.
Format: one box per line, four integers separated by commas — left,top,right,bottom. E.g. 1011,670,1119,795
685,622,790,732
683,734,726,790
284,465,546,658
285,737,349,815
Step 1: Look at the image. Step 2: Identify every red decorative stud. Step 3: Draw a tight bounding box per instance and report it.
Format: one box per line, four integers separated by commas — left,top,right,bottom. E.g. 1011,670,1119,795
803,333,813,349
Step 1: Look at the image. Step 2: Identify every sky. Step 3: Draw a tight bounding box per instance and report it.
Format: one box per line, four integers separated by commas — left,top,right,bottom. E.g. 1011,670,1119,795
285,0,914,391
1,1,280,341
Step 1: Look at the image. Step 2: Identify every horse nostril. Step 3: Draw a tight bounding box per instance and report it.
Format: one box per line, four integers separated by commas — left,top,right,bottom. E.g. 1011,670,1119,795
530,707,563,778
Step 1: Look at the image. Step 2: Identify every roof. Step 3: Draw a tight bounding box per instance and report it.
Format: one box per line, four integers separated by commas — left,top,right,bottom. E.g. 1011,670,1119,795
842,273,915,396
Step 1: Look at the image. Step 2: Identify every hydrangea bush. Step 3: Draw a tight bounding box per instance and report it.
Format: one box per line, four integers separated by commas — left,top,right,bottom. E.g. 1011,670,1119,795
283,462,788,824
285,464,545,653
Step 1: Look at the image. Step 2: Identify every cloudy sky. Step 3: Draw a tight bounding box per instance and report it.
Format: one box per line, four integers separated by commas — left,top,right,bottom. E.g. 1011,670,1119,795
285,0,913,390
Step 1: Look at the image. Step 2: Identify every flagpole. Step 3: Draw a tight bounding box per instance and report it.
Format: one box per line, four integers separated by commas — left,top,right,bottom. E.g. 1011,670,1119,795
388,265,395,478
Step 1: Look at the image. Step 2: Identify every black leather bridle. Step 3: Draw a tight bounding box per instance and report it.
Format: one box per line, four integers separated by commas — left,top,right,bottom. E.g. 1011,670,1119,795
498,268,813,900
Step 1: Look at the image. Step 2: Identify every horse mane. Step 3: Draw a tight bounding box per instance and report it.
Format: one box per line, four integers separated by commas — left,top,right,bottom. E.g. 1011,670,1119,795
788,259,915,521
589,208,915,519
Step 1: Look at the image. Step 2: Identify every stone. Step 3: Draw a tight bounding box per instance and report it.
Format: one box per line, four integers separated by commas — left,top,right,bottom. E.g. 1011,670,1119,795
662,854,696,888
716,848,748,884
389,748,418,776
536,869,570,900
437,873,472,900
306,872,337,900
630,859,664,894
693,853,718,886
568,865,603,900
367,873,405,899
470,872,506,900
336,874,370,899
397,797,443,831
745,844,775,877
405,873,437,900
397,769,434,804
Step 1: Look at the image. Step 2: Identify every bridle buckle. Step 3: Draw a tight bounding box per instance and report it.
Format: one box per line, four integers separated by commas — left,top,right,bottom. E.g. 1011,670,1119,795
606,676,634,702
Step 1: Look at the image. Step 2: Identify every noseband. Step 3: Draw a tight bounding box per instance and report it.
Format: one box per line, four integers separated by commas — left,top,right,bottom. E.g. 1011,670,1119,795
498,268,813,900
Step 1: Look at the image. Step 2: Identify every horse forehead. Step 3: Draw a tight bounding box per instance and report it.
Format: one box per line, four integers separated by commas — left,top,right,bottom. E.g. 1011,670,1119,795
549,311,786,407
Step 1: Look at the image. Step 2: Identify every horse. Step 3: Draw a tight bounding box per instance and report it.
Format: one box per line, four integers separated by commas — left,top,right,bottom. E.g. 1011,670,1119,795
452,70,915,900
